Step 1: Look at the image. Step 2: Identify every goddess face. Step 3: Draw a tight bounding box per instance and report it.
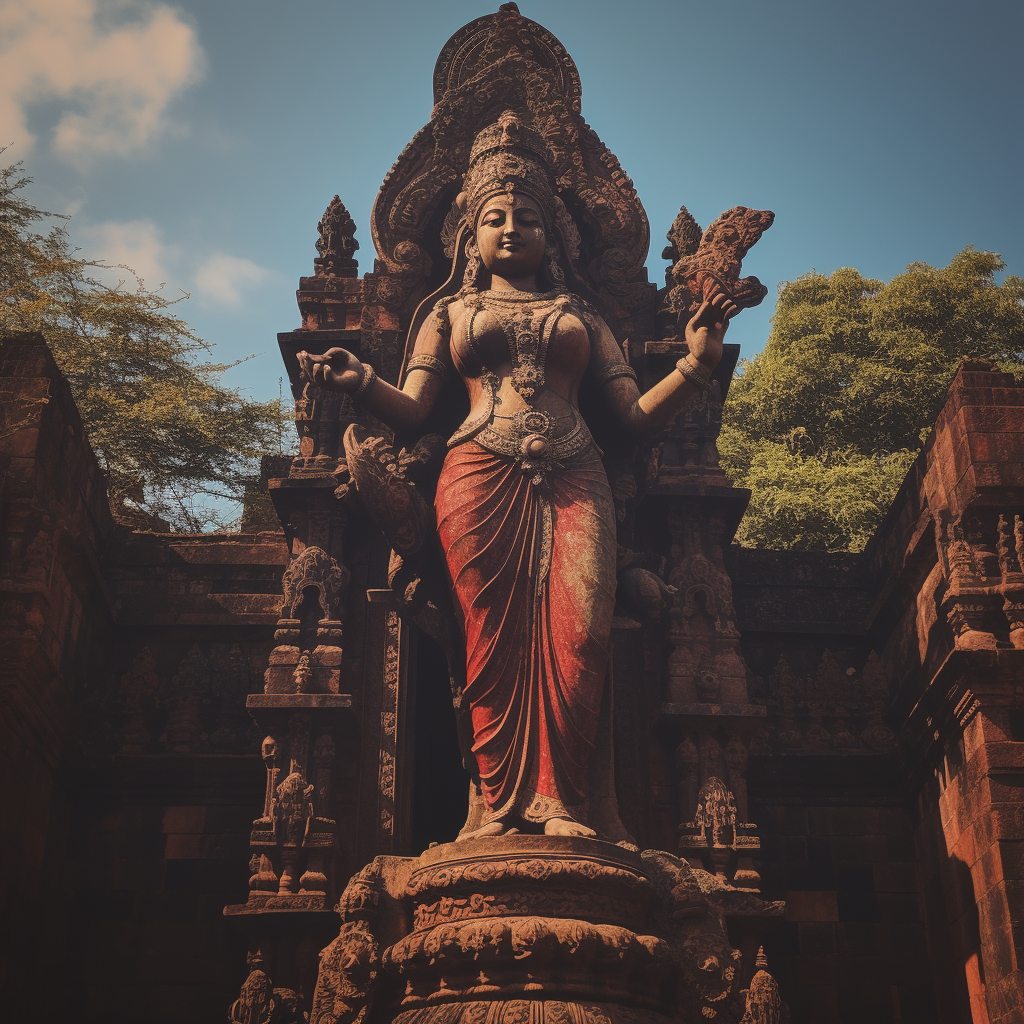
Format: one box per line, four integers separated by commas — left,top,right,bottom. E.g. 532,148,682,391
475,192,547,280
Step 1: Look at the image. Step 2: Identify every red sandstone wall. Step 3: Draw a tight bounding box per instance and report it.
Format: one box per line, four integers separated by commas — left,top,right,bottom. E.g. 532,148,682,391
3,333,1022,1024
0,333,116,1017
0,334,293,1021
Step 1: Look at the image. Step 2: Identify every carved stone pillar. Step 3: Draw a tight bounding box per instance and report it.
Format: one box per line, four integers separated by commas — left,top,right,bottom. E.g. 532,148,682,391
997,512,1024,648
224,196,404,1022
637,341,767,878
724,735,749,823
673,735,700,826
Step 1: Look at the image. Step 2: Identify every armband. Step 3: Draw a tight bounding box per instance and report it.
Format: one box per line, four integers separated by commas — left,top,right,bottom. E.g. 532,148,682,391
433,296,456,335
592,362,637,387
406,353,449,381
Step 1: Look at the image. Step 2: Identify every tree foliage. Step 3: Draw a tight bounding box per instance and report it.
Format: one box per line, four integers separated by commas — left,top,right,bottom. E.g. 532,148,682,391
0,162,287,531
721,248,1024,551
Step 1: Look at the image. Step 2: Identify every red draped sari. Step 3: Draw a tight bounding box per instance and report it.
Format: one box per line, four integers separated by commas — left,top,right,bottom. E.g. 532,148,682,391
435,439,616,825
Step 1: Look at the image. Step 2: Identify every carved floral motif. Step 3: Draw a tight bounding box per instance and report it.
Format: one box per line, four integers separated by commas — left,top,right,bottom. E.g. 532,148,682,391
313,840,783,1024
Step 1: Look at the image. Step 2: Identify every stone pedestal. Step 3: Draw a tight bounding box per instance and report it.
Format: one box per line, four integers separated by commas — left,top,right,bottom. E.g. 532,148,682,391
311,836,786,1024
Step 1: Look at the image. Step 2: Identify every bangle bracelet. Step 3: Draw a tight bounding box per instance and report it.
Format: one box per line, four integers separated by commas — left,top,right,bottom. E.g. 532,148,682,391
675,356,712,393
353,362,376,397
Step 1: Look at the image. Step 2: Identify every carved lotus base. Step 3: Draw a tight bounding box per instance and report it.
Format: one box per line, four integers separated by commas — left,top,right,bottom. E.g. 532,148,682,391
311,835,786,1024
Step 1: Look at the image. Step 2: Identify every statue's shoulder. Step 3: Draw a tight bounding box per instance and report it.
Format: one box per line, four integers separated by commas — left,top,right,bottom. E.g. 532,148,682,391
430,292,464,335
433,287,485,331
561,291,602,330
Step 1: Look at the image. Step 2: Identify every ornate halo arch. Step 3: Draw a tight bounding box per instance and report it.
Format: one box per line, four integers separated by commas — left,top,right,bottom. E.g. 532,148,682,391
367,2,656,354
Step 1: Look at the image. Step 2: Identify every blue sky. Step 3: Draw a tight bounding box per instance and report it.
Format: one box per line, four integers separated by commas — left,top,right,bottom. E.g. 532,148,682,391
3,0,1021,404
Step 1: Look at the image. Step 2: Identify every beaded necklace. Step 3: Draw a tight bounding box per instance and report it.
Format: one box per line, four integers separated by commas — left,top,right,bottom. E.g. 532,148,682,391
467,288,570,402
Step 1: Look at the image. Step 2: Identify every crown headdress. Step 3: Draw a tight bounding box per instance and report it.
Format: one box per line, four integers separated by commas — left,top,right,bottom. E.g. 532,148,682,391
460,111,557,226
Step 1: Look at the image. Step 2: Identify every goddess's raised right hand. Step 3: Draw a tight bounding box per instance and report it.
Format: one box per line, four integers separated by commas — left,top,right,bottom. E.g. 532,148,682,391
297,347,364,393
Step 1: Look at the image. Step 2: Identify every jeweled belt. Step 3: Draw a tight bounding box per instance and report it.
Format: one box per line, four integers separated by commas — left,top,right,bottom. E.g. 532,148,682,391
471,409,597,477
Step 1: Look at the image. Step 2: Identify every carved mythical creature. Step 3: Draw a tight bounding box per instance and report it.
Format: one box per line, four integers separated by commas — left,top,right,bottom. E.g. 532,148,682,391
666,206,775,321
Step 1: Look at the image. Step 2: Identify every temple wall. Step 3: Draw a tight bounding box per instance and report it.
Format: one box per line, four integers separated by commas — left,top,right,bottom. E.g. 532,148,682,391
1,337,1021,1023
0,334,116,1018
753,799,936,1022
732,362,1024,1023
59,530,299,1022
0,333,296,1020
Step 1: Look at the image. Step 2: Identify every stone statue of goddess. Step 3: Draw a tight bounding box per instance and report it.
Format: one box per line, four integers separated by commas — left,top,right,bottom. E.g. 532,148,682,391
299,113,736,839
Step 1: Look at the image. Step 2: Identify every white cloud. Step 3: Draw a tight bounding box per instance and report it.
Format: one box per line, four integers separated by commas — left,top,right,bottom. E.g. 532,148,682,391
194,253,276,308
72,218,276,309
0,0,203,163
78,218,174,289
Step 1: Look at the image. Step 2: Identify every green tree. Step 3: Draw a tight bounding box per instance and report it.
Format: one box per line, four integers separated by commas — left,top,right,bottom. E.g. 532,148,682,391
0,162,287,531
720,248,1024,551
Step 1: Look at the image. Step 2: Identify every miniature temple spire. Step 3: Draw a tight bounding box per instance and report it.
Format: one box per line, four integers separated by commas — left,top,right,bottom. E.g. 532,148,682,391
314,195,359,277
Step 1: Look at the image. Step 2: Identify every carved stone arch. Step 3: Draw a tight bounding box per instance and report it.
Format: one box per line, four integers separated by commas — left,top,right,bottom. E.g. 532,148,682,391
280,546,350,622
681,582,721,626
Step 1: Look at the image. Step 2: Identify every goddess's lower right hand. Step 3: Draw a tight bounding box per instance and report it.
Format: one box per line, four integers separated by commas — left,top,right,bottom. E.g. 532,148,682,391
297,347,363,392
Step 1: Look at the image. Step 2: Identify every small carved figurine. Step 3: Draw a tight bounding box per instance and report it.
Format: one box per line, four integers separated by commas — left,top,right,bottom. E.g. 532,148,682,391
314,195,359,276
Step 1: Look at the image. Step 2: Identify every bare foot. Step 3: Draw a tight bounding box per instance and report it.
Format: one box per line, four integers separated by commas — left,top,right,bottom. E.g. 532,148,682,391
457,817,515,841
544,817,597,838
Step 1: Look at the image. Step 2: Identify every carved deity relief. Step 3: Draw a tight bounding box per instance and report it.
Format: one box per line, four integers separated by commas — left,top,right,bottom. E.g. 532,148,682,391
272,771,314,844
297,0,770,843
755,649,896,755
688,778,737,845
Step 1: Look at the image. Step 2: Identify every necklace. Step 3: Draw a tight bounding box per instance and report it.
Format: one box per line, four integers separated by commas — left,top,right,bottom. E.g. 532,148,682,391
471,289,567,401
